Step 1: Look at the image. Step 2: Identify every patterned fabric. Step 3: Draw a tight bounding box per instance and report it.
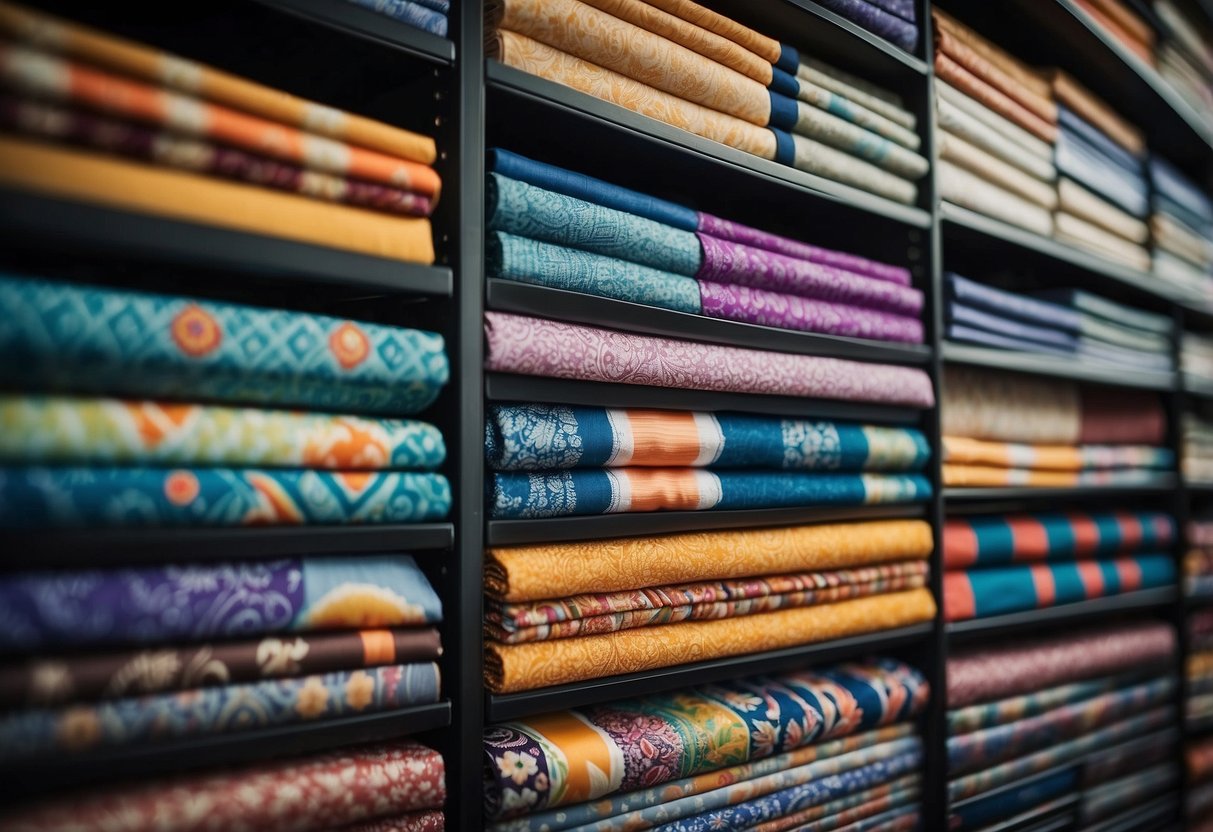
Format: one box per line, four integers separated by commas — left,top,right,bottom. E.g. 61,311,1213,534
943,554,1175,620
944,511,1176,568
942,436,1173,471
0,465,451,528
0,627,442,707
951,768,1076,830
486,561,928,643
0,662,440,760
485,590,936,692
490,470,931,518
0,555,442,651
947,622,1176,707
1,740,446,832
0,395,445,470
486,519,934,602
482,659,927,819
947,675,1124,735
815,0,917,49
745,776,920,832
484,313,936,407
336,812,445,832
0,274,449,415
345,0,447,35
486,405,929,472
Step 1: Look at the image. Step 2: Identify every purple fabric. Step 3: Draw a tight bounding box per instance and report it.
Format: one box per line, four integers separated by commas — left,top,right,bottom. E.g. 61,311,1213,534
864,0,916,23
695,233,924,316
700,280,924,342
813,0,919,50
947,324,1074,357
948,303,1080,349
696,213,912,286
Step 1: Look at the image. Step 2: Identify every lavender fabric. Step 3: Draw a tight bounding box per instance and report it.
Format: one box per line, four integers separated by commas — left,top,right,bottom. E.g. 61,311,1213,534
696,234,924,316
948,304,1080,349
947,324,1074,357
946,274,1082,332
864,0,917,22
813,0,918,50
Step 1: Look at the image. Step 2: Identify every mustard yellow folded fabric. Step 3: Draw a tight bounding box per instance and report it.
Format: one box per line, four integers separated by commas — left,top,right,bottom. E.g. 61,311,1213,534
643,0,783,65
485,588,937,692
485,519,934,602
0,136,435,263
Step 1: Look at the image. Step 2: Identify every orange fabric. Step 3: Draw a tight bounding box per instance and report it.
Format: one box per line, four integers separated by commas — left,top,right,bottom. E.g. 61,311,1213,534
521,711,619,803
640,0,782,64
934,26,1056,124
1072,0,1155,65
942,464,1077,487
624,410,704,467
1031,565,1057,606
359,630,398,664
1006,516,1048,559
1067,514,1102,554
943,436,1083,471
933,10,1051,99
944,573,977,620
618,469,705,512
1050,70,1145,156
1086,0,1155,46
944,522,980,568
1076,561,1106,596
934,52,1058,142
1116,559,1143,590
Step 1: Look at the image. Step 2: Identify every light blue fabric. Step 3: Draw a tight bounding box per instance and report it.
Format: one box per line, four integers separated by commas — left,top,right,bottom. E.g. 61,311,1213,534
344,0,446,35
1151,156,1213,223
1057,106,1142,174
947,303,1079,350
1056,130,1149,217
946,273,1081,332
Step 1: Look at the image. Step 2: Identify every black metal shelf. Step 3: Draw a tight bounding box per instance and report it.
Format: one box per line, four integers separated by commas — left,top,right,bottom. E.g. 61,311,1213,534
254,0,454,65
946,586,1178,642
943,343,1177,391
486,622,932,722
488,280,933,365
486,61,933,229
0,190,453,297
944,477,1180,503
0,701,451,797
783,0,929,73
485,373,927,425
487,503,928,546
0,523,455,569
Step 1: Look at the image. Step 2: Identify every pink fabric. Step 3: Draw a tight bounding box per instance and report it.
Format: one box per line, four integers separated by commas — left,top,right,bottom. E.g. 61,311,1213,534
483,312,935,407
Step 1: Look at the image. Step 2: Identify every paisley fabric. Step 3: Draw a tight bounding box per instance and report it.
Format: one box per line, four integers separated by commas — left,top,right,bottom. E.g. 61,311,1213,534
814,0,917,50
0,662,441,760
0,555,442,651
1,739,446,832
0,465,451,528
485,519,934,602
482,658,927,819
484,313,936,407
489,469,931,518
944,511,1176,568
486,405,929,472
345,0,447,35
0,274,449,415
0,395,446,470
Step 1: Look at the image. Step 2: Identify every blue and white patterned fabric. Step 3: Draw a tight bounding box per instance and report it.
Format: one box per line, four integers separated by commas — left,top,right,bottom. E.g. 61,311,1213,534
344,0,447,35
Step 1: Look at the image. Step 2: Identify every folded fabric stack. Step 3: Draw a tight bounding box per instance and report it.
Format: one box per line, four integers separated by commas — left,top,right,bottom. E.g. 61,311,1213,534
1185,410,1213,483
483,519,936,692
943,510,1177,622
1050,72,1151,270
0,274,451,527
1073,0,1157,65
1190,610,1213,733
0,2,441,263
932,9,1059,236
1154,0,1213,121
942,365,1172,488
1185,332,1213,385
945,275,1174,372
947,622,1178,830
1189,520,1213,597
482,659,928,829
1150,156,1213,299
0,555,443,760
1192,733,1213,829
813,0,918,52
485,0,928,203
487,150,925,343
346,0,448,36
487,404,932,520
1,739,446,831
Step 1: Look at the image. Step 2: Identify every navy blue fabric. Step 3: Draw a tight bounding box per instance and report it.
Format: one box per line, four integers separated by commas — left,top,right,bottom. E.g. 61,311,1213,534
769,66,800,98
768,91,800,131
776,44,800,74
772,127,795,166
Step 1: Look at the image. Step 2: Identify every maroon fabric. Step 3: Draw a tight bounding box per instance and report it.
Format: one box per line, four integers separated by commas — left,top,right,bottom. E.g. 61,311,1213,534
1078,387,1167,444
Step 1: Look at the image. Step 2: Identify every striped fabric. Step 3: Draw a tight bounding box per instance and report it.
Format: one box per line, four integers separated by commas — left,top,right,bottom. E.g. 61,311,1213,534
944,511,1176,568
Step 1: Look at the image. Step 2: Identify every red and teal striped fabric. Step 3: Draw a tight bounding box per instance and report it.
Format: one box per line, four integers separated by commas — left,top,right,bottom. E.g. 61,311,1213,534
944,511,1175,569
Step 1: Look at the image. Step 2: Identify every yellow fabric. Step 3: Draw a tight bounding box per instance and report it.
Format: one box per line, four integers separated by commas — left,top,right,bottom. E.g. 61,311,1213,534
0,1,437,164
0,136,435,263
485,589,937,692
943,436,1083,470
942,464,1078,487
641,0,782,64
485,519,934,602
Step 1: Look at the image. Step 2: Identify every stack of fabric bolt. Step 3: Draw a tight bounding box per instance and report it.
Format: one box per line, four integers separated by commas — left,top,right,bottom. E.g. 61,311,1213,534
942,366,1174,489
482,521,937,693
1184,332,1213,386
1153,0,1213,119
0,276,451,527
1190,610,1213,732
813,0,918,52
1072,0,1157,65
1189,520,1213,597
482,659,928,830
947,622,1179,830
945,275,1174,373
486,404,932,520
1185,409,1213,483
1150,156,1213,300
1191,735,1213,830
942,510,1177,622
1,740,447,831
487,150,926,343
485,0,928,203
0,2,442,263
346,0,449,36
932,9,1058,236
1050,72,1151,270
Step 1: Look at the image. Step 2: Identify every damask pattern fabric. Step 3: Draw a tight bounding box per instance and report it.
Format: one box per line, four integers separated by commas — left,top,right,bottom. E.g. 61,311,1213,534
482,659,927,819
0,465,451,528
0,274,449,415
0,627,443,707
484,313,936,408
0,395,446,470
944,511,1176,568
486,405,929,472
0,662,441,761
346,0,448,35
485,519,934,602
0,555,442,651
1,740,446,832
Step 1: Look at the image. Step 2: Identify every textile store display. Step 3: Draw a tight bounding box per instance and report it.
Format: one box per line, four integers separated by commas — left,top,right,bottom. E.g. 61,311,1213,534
1190,520,1213,597
1185,331,1213,384
1186,409,1213,483
345,0,448,36
812,0,918,52
1071,0,1156,66
1152,0,1213,133
1150,156,1213,299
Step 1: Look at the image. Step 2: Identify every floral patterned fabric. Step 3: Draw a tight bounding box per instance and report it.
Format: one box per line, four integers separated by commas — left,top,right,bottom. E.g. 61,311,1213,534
345,0,447,35
0,555,442,652
482,658,927,819
0,662,440,760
